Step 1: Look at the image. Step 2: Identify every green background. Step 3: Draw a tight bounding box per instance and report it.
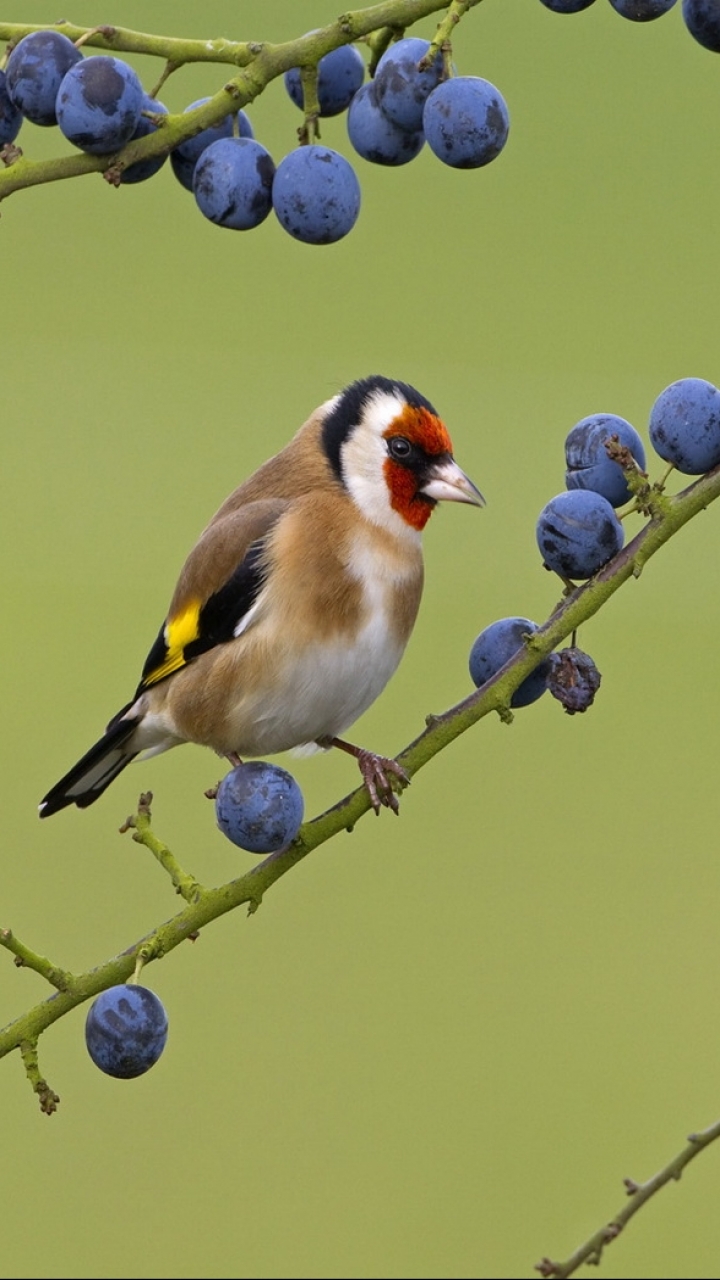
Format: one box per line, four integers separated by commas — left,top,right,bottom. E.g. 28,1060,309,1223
2,2,720,1276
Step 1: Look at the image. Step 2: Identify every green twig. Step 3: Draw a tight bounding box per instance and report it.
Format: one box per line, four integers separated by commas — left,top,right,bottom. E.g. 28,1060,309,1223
121,791,205,902
0,928,74,991
536,1119,720,1278
421,0,474,69
19,1038,60,1115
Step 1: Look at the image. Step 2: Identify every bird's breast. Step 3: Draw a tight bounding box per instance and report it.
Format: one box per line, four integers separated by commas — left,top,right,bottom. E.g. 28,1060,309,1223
159,513,424,758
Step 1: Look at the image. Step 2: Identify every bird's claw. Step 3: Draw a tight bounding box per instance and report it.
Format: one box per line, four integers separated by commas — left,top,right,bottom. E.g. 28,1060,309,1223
356,750,410,814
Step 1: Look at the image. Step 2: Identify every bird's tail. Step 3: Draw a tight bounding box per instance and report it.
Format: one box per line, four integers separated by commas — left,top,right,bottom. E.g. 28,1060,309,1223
39,703,140,818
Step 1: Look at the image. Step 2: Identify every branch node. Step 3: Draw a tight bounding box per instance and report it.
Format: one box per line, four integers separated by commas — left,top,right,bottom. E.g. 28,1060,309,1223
0,142,22,168
624,1176,640,1195
535,1259,561,1278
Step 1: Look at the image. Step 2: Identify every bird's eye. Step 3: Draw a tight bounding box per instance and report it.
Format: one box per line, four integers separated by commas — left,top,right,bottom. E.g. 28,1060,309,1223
388,436,413,461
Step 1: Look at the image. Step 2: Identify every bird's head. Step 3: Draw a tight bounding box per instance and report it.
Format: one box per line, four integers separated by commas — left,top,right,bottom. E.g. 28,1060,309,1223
321,376,484,535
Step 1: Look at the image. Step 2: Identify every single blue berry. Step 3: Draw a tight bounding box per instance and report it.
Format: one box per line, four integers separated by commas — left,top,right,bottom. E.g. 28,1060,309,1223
608,0,677,17
565,413,646,507
537,490,624,579
85,984,168,1079
469,618,552,708
120,95,169,185
683,0,720,51
347,81,424,165
0,70,22,145
56,56,144,155
5,29,82,127
423,76,509,169
648,377,720,474
215,762,304,854
374,37,443,134
193,137,275,230
285,42,364,117
272,145,361,245
171,99,254,192
539,0,597,10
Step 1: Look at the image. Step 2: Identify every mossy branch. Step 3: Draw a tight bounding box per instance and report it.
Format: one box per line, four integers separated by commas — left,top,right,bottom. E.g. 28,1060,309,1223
0,1,484,202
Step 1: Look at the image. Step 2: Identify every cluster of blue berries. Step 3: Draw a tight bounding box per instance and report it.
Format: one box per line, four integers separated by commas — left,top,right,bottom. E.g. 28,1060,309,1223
0,28,510,245
540,0,720,53
538,376,720,581
341,37,509,172
468,375,720,718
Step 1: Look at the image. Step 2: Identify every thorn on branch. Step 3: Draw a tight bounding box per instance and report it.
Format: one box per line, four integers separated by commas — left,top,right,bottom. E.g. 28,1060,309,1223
624,1177,640,1195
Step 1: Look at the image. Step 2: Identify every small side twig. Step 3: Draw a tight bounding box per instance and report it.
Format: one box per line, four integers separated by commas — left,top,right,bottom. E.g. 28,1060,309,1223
121,791,205,903
0,928,74,991
536,1119,720,1277
19,1038,60,1115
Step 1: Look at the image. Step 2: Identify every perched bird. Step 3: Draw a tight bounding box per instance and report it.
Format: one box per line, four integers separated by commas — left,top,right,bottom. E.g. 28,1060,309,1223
39,375,483,818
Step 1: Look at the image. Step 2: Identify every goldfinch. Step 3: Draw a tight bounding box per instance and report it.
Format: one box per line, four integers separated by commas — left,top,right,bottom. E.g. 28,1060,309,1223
39,375,483,818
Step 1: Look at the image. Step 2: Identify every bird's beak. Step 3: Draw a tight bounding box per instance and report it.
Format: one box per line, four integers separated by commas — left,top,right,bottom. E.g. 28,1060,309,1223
421,457,485,508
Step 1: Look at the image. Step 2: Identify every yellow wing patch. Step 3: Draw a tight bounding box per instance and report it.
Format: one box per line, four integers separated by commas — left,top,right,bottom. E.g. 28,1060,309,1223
143,600,201,686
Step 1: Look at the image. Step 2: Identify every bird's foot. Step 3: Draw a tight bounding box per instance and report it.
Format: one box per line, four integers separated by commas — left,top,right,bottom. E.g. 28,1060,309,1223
318,736,410,814
206,752,244,800
356,749,410,814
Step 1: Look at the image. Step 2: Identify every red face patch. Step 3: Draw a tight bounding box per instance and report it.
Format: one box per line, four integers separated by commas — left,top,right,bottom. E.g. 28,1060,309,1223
381,408,453,530
383,460,433,529
383,406,453,456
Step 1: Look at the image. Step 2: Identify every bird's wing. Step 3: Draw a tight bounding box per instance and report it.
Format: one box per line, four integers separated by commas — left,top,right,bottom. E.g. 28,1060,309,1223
137,498,289,692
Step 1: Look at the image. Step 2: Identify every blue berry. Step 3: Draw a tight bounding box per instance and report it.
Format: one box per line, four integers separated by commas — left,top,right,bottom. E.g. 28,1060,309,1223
469,618,552,708
285,42,365,117
537,490,624,579
120,95,168,185
272,145,361,245
193,137,275,230
56,56,144,155
215,762,304,853
85,984,168,1079
347,81,424,166
171,99,254,192
374,37,443,134
565,413,646,507
683,0,720,50
423,77,509,169
609,0,677,16
648,377,720,474
539,0,597,10
0,70,22,145
5,30,82,128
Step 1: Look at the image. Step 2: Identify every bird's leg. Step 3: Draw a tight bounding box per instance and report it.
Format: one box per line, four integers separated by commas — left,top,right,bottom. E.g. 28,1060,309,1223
205,752,243,799
317,735,410,815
